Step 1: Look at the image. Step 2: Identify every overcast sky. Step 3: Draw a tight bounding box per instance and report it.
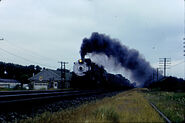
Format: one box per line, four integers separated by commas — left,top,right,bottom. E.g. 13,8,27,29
0,0,184,79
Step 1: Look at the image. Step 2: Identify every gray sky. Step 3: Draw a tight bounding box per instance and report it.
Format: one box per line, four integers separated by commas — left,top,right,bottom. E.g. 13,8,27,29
0,0,184,79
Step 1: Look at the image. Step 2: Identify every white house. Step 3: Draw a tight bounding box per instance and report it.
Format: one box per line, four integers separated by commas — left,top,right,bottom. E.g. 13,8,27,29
0,79,21,88
29,69,71,90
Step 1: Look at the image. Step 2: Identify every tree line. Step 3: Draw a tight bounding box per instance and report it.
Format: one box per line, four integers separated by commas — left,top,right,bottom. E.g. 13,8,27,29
146,76,185,91
0,61,42,84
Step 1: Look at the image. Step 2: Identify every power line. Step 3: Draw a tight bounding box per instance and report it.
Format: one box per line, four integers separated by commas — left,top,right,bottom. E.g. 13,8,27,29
0,38,59,69
3,41,57,62
170,60,184,68
0,47,56,69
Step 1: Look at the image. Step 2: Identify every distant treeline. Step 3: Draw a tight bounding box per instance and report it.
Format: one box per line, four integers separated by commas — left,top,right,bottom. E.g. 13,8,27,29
0,61,42,83
146,76,185,91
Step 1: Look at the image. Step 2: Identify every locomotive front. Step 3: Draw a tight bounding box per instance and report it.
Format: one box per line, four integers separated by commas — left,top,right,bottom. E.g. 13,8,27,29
72,58,108,89
73,59,91,76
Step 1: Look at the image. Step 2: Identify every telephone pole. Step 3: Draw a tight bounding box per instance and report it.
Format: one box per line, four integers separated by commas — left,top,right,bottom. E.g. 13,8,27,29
184,41,185,80
156,68,159,81
153,68,159,81
159,58,171,77
58,61,68,88
183,0,185,80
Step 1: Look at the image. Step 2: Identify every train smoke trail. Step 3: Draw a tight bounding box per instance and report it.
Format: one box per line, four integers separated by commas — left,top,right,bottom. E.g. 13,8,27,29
80,32,159,87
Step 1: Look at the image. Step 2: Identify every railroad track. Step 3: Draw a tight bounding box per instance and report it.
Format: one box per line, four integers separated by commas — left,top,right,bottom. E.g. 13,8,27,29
150,103,171,123
0,90,103,111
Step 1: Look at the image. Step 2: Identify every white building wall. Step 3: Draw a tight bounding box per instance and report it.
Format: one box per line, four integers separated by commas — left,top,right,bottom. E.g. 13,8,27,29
34,82,48,90
0,82,21,88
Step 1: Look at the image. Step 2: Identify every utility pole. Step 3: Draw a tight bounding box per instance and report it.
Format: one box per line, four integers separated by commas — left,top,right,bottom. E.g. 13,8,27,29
153,69,155,82
153,68,159,81
183,0,185,80
184,42,185,80
164,58,166,77
58,61,68,88
156,68,159,81
159,58,171,77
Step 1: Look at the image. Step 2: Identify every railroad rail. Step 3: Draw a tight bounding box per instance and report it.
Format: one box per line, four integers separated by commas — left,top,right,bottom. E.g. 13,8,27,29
0,90,104,111
0,89,65,95
150,103,171,123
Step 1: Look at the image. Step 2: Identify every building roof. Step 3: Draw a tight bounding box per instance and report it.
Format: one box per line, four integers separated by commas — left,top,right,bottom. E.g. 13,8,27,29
0,79,21,83
29,69,71,82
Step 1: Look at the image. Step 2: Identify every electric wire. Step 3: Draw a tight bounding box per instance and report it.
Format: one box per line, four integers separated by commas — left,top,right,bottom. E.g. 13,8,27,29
0,47,56,69
3,41,57,62
170,60,184,68
0,39,59,69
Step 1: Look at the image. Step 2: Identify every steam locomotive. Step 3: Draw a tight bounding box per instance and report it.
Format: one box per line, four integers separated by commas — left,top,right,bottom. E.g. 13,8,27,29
71,59,134,90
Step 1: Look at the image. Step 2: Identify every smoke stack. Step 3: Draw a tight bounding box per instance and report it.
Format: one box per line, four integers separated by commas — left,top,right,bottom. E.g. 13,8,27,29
80,32,160,87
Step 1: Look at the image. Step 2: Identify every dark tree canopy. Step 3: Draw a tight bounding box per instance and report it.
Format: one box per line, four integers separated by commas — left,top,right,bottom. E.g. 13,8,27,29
0,61,42,84
146,76,185,91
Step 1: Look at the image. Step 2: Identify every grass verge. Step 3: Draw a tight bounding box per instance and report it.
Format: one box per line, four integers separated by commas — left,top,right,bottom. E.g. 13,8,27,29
20,88,164,123
144,90,185,122
0,87,14,91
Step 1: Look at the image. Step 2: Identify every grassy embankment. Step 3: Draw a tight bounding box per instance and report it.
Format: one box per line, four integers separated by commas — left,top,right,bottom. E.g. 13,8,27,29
144,90,185,122
20,88,164,123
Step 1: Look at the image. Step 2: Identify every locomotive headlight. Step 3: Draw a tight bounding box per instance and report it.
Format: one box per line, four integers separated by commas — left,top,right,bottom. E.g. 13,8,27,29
78,59,83,64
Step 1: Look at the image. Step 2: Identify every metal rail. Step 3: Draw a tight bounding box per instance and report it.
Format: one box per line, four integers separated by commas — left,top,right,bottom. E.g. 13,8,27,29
150,103,171,123
0,90,102,106
0,89,69,95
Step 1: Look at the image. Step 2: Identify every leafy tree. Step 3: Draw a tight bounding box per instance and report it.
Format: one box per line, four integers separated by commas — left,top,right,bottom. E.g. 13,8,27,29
0,61,42,83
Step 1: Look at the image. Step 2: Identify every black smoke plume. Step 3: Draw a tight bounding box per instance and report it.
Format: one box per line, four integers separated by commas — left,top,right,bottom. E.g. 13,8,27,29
80,32,160,87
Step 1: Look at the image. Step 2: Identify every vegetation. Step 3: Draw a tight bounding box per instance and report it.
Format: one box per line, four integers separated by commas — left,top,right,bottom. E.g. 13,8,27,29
0,61,42,85
0,87,14,91
20,89,164,123
146,76,185,91
144,90,185,122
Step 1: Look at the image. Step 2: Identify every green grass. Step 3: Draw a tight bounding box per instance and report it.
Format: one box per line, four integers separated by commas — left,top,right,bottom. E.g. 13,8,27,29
92,106,119,123
0,87,27,91
20,88,164,123
144,90,185,122
0,87,14,91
